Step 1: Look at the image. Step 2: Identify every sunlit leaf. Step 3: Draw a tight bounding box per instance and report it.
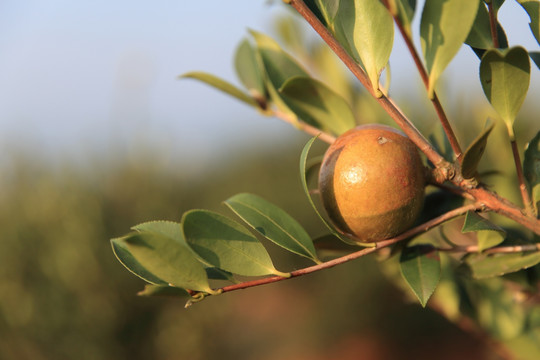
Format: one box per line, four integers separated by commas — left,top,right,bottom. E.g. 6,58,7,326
462,211,506,251
461,119,495,179
388,0,417,39
350,0,394,96
420,0,479,98
110,238,168,285
182,209,289,277
314,0,340,29
479,47,531,134
466,251,540,279
118,232,214,293
234,39,267,105
299,136,366,246
250,30,310,121
400,244,441,307
181,71,257,108
279,76,356,136
137,284,189,297
225,193,321,263
524,130,540,214
517,0,540,46
132,220,185,244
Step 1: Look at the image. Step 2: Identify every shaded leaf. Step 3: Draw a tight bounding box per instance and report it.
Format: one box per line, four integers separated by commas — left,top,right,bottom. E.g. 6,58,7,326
530,51,540,69
300,137,364,246
182,209,289,277
461,119,495,179
465,1,508,51
234,39,267,105
466,251,540,279
517,0,540,46
225,193,321,263
279,76,356,136
315,0,340,29
250,30,309,121
462,211,506,251
420,0,479,98
110,238,168,286
181,71,257,108
137,284,189,298
351,0,394,96
119,232,214,293
524,130,540,214
479,47,531,133
388,0,417,39
400,244,441,307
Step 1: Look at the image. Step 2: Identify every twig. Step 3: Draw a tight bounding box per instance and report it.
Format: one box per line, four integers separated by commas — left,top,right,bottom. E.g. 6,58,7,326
286,0,448,169
381,0,463,162
510,139,535,216
213,203,482,295
273,109,336,144
437,243,540,254
487,1,500,48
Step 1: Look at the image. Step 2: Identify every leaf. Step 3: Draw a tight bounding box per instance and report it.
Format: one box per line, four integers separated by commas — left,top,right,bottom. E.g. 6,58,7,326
517,0,540,46
224,193,321,263
388,0,417,39
250,30,310,121
234,39,267,104
110,238,168,285
479,47,531,134
118,232,214,293
530,51,540,69
181,71,257,108
314,0,340,28
400,244,441,307
462,211,506,251
137,284,189,298
182,209,289,277
466,251,540,279
279,76,356,136
299,136,365,246
132,220,185,244
524,130,540,213
461,119,495,179
350,0,394,96
420,0,480,98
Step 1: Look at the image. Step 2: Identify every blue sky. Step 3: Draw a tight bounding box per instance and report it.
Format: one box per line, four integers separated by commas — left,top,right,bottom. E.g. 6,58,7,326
0,1,538,167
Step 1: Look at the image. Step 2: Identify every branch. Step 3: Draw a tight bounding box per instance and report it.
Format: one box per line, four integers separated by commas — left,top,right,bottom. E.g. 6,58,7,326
286,0,448,169
381,0,463,162
437,242,540,254
487,1,500,48
510,139,536,216
213,203,482,295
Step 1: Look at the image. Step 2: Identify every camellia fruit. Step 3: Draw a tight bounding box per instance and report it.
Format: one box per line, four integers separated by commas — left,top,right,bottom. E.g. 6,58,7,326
318,124,426,242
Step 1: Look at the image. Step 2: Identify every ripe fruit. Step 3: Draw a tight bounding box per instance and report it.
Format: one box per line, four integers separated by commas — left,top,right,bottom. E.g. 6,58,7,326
318,124,426,242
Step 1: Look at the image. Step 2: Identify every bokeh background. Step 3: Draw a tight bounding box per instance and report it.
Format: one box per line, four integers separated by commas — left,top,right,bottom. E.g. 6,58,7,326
1,1,539,359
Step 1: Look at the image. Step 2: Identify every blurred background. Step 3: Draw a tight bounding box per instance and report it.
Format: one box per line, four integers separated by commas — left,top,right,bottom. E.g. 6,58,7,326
1,1,539,359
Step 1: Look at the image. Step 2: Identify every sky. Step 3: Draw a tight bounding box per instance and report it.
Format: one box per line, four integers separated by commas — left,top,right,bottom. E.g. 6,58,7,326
0,0,538,168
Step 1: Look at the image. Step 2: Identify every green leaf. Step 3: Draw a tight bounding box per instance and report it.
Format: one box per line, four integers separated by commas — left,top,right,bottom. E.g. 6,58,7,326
524,130,540,214
517,0,540,46
400,244,441,307
530,51,540,69
389,0,417,39
132,220,185,244
461,119,495,179
299,136,365,246
479,47,531,134
137,284,189,297
119,232,214,293
420,0,480,98
225,193,321,263
465,1,500,49
462,211,506,251
279,76,356,136
315,0,340,28
250,30,310,121
181,71,257,108
234,39,267,104
466,251,540,279
182,209,289,277
350,0,394,96
110,238,168,285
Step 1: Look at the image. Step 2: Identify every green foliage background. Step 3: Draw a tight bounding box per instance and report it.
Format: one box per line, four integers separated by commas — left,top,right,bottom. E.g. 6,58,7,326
1,127,532,359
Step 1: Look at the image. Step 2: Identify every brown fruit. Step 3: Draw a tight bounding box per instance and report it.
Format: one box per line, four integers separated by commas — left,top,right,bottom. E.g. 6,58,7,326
318,124,426,242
